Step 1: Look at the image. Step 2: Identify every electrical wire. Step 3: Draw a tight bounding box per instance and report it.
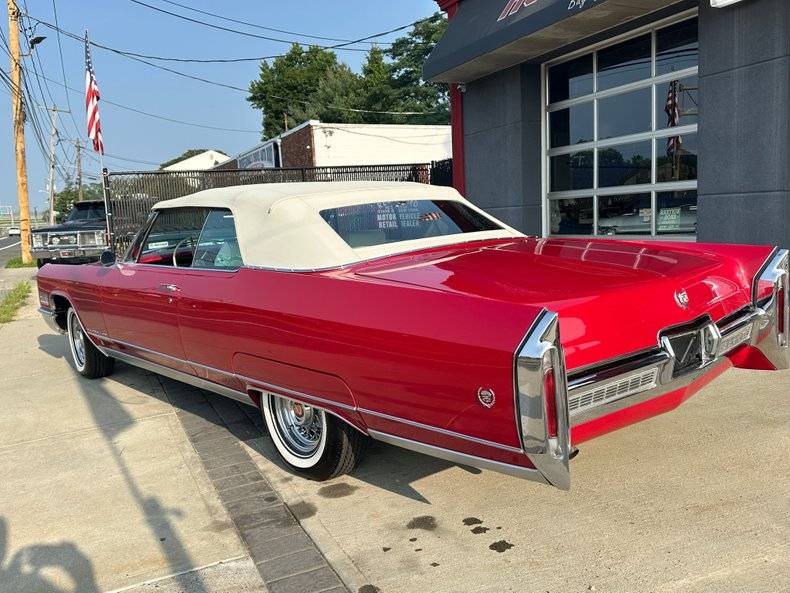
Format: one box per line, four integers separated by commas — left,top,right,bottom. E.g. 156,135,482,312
51,0,84,141
154,0,392,46
33,70,260,132
25,15,442,116
126,0,416,52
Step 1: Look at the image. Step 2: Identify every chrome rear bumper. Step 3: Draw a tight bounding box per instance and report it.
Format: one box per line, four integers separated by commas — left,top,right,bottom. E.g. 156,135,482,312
567,249,789,426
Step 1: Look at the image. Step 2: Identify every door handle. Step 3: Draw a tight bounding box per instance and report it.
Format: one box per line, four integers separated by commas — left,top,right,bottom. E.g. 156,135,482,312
160,284,180,292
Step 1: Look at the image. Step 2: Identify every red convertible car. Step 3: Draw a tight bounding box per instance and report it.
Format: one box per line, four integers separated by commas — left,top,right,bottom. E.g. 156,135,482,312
36,182,788,489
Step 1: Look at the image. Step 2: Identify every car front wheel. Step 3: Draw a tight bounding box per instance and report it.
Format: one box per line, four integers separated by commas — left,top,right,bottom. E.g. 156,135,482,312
67,308,114,379
261,393,366,481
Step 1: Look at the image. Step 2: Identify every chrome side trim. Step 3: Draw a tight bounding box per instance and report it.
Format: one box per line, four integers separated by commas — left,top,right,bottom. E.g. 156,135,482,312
98,345,256,407
359,407,524,455
367,429,548,484
237,374,357,413
514,310,571,490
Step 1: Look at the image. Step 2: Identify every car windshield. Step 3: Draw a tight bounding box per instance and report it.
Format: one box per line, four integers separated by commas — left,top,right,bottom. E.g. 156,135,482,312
67,203,106,221
319,200,502,249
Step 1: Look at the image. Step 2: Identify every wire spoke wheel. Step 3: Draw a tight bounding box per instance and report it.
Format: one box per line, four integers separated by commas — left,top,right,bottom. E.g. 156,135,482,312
68,309,87,369
270,395,325,458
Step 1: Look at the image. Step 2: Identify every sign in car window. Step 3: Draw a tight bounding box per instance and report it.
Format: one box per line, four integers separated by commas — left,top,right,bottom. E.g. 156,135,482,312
320,200,501,249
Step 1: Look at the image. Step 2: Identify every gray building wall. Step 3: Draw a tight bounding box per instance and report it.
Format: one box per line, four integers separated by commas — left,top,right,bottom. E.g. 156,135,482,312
463,64,543,235
697,0,790,248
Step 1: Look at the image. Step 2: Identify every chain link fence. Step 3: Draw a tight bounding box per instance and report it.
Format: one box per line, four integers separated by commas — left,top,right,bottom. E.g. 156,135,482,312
106,161,452,253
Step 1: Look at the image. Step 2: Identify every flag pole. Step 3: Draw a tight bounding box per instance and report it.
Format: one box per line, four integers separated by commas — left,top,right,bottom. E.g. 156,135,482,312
85,30,114,253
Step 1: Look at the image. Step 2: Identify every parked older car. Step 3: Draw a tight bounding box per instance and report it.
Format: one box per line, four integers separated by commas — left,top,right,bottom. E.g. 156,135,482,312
7,226,20,237
31,200,109,267
36,182,789,488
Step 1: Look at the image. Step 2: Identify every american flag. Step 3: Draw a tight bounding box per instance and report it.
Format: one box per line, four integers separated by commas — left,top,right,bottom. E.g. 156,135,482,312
664,81,682,156
418,212,441,222
85,33,104,155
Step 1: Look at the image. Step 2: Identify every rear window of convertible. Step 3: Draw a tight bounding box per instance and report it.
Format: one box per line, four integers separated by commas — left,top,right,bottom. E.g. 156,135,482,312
319,200,502,248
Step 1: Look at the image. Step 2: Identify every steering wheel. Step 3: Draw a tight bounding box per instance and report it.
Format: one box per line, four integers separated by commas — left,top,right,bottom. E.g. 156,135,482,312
172,236,196,268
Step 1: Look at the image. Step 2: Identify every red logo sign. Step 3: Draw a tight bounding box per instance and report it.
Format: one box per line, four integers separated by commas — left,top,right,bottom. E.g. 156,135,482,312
497,0,539,21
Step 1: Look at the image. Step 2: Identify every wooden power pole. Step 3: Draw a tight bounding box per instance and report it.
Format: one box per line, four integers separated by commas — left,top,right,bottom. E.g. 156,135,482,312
6,0,32,263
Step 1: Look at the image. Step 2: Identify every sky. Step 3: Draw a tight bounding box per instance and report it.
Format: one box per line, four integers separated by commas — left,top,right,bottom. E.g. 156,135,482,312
1,0,439,213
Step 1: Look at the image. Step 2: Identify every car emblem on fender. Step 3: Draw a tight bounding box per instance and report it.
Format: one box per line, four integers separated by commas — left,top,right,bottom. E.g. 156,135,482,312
477,388,495,408
675,289,690,309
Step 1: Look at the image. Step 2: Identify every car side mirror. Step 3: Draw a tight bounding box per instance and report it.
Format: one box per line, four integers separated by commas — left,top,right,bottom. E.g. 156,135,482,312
100,250,116,266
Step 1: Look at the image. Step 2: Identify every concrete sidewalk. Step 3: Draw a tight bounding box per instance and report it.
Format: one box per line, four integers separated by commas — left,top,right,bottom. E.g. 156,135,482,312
0,286,267,592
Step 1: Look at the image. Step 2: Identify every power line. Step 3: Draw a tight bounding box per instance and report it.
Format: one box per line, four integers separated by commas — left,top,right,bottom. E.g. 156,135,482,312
50,0,84,141
25,15,442,116
33,70,260,132
155,0,392,46
126,0,370,52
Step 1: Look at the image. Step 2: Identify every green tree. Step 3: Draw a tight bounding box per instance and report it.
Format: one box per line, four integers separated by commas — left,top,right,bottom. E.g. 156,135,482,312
386,12,450,125
53,182,103,223
159,148,226,170
248,45,357,138
357,46,400,124
286,63,363,126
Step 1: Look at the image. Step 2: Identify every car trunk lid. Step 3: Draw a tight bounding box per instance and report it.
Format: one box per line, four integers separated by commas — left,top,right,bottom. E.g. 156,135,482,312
353,237,775,370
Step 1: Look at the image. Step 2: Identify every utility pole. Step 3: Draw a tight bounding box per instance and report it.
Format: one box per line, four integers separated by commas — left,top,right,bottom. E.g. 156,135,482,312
75,140,83,201
43,105,70,225
6,0,32,263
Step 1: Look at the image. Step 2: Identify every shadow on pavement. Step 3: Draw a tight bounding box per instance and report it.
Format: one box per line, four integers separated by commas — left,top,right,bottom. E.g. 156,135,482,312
38,331,480,507
37,333,209,593
0,518,98,593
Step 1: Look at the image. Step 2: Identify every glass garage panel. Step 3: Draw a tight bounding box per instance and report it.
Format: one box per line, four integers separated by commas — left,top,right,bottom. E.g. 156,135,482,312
597,34,651,91
549,102,594,148
656,76,698,129
597,141,652,187
656,18,699,75
597,194,652,236
550,151,594,192
548,54,594,103
546,17,698,238
597,87,652,140
656,133,698,182
549,197,594,235
657,190,698,235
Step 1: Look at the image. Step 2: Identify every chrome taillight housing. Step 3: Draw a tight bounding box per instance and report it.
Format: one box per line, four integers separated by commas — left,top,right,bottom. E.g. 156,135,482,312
755,249,789,369
515,310,571,490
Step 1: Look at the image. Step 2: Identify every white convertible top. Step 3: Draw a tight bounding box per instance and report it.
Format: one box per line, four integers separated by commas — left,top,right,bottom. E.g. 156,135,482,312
153,182,521,270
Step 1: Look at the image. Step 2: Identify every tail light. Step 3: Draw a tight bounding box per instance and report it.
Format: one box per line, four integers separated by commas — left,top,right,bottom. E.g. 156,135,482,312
543,359,558,439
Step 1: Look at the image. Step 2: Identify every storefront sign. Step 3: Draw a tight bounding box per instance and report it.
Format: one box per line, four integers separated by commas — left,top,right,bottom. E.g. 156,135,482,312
498,0,539,21
498,0,602,21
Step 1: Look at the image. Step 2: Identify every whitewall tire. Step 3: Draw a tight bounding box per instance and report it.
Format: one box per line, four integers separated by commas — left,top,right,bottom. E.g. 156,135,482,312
66,308,114,379
261,392,367,481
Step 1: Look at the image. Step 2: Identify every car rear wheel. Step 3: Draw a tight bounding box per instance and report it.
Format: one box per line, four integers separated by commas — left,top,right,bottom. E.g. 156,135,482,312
261,393,366,481
67,308,114,379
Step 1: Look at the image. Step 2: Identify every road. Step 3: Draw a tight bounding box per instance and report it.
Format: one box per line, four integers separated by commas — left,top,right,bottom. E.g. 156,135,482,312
0,236,22,268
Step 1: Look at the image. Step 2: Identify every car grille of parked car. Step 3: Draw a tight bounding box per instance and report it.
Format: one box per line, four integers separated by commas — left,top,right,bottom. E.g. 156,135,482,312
48,233,78,247
568,367,659,416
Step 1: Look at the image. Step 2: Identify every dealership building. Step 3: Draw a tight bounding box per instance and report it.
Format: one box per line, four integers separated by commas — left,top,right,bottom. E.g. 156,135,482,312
426,0,790,247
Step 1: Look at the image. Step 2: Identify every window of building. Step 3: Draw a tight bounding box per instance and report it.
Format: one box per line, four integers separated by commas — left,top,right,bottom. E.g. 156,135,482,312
545,16,698,238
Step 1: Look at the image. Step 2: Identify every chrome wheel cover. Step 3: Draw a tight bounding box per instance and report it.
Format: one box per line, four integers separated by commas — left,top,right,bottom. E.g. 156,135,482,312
69,311,86,368
270,396,324,458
